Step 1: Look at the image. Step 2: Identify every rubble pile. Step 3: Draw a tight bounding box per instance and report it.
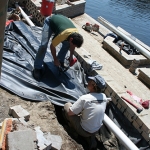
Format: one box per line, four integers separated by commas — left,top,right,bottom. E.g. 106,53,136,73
0,105,62,150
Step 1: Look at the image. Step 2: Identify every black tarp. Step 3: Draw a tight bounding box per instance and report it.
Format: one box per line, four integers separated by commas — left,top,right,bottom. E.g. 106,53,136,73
1,21,150,150
1,21,87,106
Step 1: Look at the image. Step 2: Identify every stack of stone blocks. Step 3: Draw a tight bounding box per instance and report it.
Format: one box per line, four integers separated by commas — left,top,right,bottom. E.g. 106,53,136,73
8,0,86,26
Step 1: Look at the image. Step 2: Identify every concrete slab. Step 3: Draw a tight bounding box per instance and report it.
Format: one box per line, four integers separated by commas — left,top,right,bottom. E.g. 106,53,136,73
7,129,37,150
34,126,52,150
103,36,150,66
138,68,150,88
44,133,62,150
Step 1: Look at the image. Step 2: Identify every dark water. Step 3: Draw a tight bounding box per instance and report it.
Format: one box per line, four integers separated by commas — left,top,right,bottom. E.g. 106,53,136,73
85,0,150,47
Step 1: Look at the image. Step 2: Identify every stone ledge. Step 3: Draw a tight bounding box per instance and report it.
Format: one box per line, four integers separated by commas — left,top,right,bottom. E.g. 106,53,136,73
138,68,150,88
75,46,150,142
103,36,150,67
8,0,85,26
25,0,85,26
56,0,86,18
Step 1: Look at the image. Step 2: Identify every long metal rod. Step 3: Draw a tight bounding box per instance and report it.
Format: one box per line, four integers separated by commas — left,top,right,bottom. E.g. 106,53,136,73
98,16,150,59
103,114,139,150
15,3,35,27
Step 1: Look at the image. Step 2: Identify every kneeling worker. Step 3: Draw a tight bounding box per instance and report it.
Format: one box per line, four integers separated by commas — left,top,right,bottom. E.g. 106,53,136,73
64,75,107,149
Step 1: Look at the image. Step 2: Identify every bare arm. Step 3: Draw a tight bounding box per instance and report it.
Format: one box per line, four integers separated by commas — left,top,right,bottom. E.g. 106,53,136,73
68,108,76,116
69,43,75,62
50,44,60,66
69,49,74,62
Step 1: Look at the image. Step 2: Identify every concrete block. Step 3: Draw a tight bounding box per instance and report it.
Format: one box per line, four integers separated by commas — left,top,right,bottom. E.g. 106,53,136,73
34,126,52,150
119,99,128,110
104,88,112,97
9,105,30,121
103,36,150,67
117,103,122,110
111,95,119,105
140,123,149,134
124,107,136,122
120,107,126,113
141,131,150,142
44,133,62,150
128,113,136,122
132,120,142,133
123,109,129,118
7,129,37,150
135,117,143,127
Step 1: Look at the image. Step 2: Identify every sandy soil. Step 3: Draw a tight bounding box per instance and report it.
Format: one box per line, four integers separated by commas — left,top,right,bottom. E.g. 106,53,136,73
0,87,85,150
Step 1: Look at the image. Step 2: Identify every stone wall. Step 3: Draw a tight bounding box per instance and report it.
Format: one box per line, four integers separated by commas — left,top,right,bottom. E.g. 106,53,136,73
8,0,86,26
56,0,86,18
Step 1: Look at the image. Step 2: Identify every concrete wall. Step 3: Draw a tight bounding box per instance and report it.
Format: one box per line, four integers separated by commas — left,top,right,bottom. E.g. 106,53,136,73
56,0,86,18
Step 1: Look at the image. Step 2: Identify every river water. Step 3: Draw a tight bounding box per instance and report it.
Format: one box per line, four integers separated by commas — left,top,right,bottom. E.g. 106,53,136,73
85,0,150,47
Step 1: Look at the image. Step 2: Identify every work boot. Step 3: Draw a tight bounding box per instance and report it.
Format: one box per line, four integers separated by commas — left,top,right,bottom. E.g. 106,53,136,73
32,68,42,81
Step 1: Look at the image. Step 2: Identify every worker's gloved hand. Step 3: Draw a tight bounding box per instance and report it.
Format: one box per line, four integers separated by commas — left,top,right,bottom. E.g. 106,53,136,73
70,58,77,66
54,59,60,67
68,56,77,66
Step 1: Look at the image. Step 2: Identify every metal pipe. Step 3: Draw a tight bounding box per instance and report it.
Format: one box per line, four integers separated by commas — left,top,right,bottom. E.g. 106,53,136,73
98,16,150,59
103,114,139,150
15,3,35,27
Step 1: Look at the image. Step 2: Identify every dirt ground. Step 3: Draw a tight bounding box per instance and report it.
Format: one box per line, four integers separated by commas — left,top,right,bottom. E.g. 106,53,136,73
0,86,86,150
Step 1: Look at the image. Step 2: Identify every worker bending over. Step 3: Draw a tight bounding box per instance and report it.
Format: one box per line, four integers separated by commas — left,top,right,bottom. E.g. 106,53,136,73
33,14,83,81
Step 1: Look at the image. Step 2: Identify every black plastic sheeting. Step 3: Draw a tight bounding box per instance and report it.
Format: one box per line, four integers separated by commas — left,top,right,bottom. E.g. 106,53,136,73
1,21,87,106
1,21,150,150
104,33,140,55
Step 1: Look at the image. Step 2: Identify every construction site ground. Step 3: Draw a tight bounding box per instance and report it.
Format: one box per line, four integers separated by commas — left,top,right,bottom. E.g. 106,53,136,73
0,13,150,149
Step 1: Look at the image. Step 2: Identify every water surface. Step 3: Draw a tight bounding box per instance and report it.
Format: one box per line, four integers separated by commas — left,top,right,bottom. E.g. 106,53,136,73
85,0,150,46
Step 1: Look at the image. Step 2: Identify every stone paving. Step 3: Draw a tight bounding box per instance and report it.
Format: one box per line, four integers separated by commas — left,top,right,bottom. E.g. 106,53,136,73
72,14,150,144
